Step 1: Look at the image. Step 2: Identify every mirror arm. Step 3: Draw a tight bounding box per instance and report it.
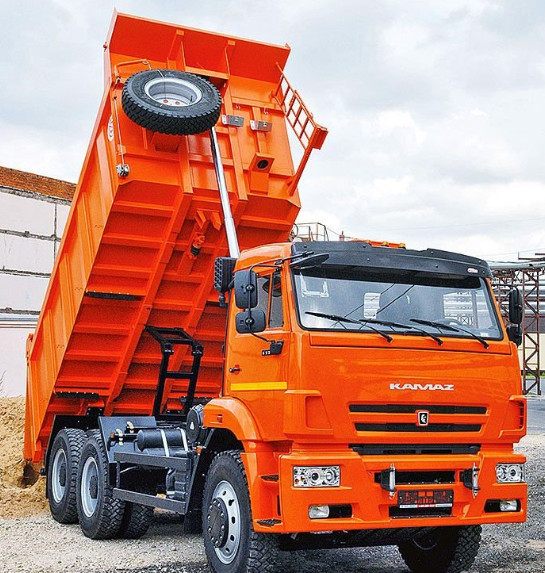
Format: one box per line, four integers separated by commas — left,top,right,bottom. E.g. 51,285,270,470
248,252,316,274
250,331,271,344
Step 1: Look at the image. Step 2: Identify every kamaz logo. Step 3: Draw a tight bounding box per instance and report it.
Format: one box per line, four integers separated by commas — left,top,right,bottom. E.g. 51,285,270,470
390,383,455,391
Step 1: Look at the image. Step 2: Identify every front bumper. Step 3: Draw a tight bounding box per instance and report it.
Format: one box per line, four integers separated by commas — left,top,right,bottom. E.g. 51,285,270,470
256,447,527,533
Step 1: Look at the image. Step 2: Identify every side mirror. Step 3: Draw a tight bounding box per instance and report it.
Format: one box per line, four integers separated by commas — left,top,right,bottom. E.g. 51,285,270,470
508,288,523,325
234,270,258,309
236,309,266,334
506,324,523,347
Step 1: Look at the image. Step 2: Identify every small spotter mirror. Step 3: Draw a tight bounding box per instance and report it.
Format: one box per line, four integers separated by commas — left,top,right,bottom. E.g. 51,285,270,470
506,324,523,347
290,253,330,270
236,309,266,334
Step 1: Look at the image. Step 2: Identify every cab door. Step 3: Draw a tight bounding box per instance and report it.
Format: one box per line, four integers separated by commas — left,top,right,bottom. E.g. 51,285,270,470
225,269,290,439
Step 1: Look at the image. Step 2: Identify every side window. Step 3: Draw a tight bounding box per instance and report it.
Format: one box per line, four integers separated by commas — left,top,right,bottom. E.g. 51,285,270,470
268,272,284,328
255,276,269,316
253,272,284,330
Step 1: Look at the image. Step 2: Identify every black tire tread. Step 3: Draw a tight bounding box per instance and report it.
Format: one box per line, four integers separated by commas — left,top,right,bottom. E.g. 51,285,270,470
77,429,125,539
121,70,221,136
203,450,279,573
118,499,154,539
48,428,87,524
399,525,482,573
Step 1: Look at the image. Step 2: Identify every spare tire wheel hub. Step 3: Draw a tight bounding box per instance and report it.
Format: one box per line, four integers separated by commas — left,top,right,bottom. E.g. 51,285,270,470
144,77,202,107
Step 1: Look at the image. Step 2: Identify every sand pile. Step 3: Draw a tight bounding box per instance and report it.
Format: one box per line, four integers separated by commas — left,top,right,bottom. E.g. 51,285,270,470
0,397,47,519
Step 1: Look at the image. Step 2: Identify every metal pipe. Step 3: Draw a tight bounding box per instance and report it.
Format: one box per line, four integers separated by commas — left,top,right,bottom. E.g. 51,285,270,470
489,261,545,270
210,127,240,258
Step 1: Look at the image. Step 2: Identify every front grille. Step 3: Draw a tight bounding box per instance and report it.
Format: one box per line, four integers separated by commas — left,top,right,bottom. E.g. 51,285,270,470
351,444,481,456
350,403,487,435
374,471,455,485
389,506,452,518
349,404,487,415
355,423,481,433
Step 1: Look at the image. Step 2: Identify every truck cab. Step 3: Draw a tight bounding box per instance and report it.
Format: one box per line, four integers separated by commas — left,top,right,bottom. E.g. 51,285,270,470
204,240,526,553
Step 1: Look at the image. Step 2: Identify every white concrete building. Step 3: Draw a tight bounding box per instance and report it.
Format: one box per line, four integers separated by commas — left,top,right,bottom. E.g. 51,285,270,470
0,167,74,396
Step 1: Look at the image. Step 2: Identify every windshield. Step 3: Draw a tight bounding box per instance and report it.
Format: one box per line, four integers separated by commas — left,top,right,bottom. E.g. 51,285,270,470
292,267,503,341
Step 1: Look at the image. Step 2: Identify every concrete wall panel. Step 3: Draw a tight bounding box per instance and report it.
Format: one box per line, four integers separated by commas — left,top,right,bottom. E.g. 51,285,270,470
0,274,49,312
0,234,54,273
0,323,35,396
0,192,56,236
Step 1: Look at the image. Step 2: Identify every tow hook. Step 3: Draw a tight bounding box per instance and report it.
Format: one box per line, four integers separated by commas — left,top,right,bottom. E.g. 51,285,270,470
461,463,481,498
380,463,397,498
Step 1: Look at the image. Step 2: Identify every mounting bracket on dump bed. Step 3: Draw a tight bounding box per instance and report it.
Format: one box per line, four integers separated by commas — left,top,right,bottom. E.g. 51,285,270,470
145,326,203,418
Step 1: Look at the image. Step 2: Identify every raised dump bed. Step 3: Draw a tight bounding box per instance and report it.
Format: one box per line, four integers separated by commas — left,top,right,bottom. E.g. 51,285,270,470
24,12,326,462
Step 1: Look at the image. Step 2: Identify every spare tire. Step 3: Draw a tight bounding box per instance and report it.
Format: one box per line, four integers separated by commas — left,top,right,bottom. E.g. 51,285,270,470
122,69,221,135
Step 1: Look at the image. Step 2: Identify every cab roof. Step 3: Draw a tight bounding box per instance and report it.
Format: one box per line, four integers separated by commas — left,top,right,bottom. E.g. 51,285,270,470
292,241,493,279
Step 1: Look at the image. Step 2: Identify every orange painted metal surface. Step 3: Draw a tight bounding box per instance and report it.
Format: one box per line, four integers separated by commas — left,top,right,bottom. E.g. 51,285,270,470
203,244,526,532
24,13,325,462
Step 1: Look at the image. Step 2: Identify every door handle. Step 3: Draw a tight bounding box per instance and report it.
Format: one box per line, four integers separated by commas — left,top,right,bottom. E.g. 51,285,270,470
229,366,241,374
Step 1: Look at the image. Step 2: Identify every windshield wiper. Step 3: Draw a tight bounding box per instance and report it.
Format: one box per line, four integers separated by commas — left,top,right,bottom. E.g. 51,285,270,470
361,318,443,346
410,318,489,349
305,311,393,342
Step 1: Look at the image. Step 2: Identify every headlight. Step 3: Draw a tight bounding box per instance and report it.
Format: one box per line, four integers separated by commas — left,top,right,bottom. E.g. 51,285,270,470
496,463,525,483
293,466,340,487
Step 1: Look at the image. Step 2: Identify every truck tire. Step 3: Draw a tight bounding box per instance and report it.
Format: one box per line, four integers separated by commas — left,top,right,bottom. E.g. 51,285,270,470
47,428,86,524
202,450,279,573
122,69,221,135
118,492,154,539
398,525,482,573
76,430,125,539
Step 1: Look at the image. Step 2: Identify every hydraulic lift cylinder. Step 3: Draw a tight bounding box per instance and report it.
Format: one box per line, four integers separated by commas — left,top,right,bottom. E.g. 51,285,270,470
210,127,240,258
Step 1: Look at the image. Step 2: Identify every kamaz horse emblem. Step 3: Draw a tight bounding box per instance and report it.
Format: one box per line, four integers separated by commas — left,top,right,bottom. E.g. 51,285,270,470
416,410,430,427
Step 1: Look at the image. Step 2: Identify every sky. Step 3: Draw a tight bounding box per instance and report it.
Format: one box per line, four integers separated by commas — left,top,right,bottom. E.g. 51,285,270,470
1,0,545,262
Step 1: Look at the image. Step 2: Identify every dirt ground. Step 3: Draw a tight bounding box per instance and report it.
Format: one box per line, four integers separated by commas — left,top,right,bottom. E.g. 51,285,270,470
0,398,543,573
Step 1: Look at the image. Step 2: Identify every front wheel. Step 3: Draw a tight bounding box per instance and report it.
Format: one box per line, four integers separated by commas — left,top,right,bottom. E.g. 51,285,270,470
398,525,482,573
202,450,278,573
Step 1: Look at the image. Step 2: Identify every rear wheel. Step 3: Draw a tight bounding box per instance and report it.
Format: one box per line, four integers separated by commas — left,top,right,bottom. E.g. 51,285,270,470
398,525,482,573
202,450,278,573
47,428,86,524
118,490,154,539
76,430,125,539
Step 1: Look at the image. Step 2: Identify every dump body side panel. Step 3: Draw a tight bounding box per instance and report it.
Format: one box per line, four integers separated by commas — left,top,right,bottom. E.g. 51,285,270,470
25,13,303,462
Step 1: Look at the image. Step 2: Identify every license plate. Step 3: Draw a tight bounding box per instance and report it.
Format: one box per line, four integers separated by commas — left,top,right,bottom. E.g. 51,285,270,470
398,489,453,509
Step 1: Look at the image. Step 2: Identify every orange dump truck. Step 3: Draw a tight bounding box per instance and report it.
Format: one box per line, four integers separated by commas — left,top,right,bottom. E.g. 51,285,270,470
25,12,527,573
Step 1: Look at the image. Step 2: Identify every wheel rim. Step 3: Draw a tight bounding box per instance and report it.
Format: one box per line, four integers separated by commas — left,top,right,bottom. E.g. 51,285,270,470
51,448,67,503
81,456,99,518
207,480,241,564
144,77,202,107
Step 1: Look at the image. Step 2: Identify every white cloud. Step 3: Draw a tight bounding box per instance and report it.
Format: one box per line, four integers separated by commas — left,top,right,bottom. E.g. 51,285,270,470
2,0,545,261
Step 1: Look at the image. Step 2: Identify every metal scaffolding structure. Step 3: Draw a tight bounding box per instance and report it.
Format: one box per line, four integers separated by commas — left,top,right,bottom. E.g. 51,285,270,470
490,258,545,395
